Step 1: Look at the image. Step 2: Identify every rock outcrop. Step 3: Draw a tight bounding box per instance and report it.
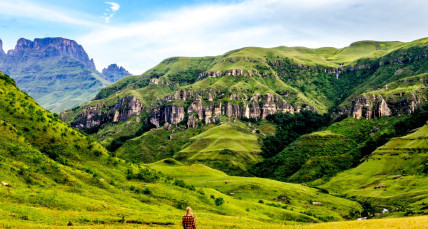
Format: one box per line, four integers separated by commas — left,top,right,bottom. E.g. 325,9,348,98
4,38,96,69
0,39,5,57
348,93,424,120
149,92,300,128
70,87,304,130
72,96,143,129
102,64,131,82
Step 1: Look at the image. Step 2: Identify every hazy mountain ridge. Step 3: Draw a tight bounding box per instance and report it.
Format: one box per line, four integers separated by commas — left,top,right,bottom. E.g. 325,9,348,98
102,63,131,82
0,37,131,113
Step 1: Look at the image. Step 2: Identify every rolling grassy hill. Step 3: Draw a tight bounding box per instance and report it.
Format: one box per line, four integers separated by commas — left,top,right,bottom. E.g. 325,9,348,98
321,124,428,215
149,159,361,224
176,123,262,175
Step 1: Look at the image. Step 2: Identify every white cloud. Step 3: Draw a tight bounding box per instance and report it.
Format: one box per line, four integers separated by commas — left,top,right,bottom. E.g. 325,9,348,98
0,0,100,28
2,0,428,75
103,2,120,23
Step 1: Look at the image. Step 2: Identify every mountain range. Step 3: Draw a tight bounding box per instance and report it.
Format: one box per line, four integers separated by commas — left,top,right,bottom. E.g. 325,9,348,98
62,38,427,173
0,38,131,113
0,36,427,228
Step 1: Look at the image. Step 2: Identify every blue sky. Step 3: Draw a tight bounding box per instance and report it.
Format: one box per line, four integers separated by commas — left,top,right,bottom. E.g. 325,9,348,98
1,0,428,74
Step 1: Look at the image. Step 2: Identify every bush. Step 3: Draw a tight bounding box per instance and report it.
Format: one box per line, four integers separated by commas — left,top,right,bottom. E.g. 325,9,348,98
174,179,195,190
176,200,188,209
258,200,264,204
215,197,224,206
94,150,102,157
127,168,160,183
143,187,152,195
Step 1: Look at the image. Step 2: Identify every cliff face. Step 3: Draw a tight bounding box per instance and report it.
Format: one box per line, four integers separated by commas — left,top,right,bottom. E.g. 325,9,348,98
332,74,428,120
4,38,96,69
71,87,310,130
102,64,131,82
71,96,144,129
347,93,424,119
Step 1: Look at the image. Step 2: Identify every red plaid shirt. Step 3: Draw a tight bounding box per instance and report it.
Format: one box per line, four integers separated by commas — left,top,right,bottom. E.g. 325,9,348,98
182,215,196,229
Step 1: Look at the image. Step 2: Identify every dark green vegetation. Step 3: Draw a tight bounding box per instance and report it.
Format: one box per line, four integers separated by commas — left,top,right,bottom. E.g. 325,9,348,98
0,71,365,228
322,124,428,216
256,107,427,183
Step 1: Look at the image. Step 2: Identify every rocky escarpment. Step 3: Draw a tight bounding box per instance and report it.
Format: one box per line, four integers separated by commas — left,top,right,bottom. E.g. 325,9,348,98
335,75,427,120
336,93,425,120
71,88,310,130
149,90,309,128
3,38,96,69
70,96,144,129
102,64,131,82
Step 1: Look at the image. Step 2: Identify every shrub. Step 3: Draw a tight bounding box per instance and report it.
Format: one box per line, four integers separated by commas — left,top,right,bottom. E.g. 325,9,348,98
176,200,188,209
143,187,152,195
127,168,160,183
215,197,224,206
258,200,264,204
93,150,102,157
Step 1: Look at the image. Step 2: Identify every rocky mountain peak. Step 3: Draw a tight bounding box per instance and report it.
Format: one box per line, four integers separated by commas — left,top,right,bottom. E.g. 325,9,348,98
101,63,131,82
5,37,96,69
0,39,5,56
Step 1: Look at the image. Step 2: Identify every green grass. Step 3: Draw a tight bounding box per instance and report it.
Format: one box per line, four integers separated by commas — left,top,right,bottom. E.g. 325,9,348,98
321,124,428,213
149,159,361,222
1,57,109,113
339,73,428,109
176,123,262,175
116,126,204,163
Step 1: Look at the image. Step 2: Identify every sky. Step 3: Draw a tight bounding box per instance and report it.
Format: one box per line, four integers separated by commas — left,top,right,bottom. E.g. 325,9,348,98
1,0,428,74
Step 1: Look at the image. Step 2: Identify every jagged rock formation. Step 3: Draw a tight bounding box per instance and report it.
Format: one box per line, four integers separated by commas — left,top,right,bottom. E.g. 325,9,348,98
0,39,5,57
342,92,425,120
2,38,96,69
71,87,307,130
0,37,133,113
102,64,131,82
71,96,144,129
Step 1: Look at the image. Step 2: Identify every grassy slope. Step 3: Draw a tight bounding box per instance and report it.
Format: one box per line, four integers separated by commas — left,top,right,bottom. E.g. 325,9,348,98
0,72,365,228
116,126,204,163
321,124,428,213
150,160,361,224
339,72,428,109
3,57,109,113
176,123,263,175
267,117,403,183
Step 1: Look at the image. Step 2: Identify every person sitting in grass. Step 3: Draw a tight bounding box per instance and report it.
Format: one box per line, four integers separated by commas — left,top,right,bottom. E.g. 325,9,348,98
182,206,196,229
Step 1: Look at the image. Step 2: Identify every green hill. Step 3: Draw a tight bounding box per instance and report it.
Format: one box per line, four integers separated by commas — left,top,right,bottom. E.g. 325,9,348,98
321,124,428,215
176,123,262,175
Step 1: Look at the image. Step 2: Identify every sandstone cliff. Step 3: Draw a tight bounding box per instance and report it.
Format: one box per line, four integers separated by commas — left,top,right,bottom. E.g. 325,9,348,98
72,96,144,129
71,89,305,130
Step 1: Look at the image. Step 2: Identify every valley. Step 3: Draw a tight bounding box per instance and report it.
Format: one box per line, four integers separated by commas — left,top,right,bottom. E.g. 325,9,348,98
1,36,427,228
